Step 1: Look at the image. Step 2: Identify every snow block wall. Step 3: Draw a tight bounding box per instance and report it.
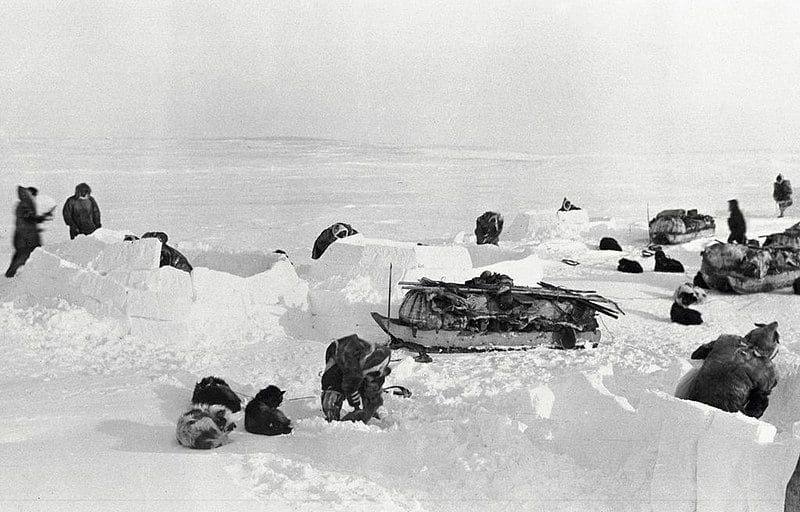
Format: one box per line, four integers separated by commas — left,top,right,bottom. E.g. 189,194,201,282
3,234,309,346
526,368,800,512
505,209,590,242
306,235,473,340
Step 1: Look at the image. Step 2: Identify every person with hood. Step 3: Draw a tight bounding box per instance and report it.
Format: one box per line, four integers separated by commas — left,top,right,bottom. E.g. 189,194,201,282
311,222,358,260
321,334,392,424
685,322,779,418
773,174,793,218
5,186,53,277
474,211,504,245
727,199,747,244
62,183,101,239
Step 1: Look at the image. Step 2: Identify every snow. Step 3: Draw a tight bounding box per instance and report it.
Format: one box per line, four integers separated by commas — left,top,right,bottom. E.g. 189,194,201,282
1,140,800,511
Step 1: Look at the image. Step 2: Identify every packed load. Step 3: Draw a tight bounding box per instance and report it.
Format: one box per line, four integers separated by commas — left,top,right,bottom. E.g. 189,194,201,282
648,208,715,245
762,221,800,250
372,272,623,351
700,241,800,293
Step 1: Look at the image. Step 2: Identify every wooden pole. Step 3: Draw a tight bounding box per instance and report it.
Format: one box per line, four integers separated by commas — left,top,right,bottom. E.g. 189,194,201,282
387,263,393,318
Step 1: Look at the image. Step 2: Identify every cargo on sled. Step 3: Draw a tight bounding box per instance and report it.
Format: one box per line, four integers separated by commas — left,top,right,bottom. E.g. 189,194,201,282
371,273,624,353
700,241,800,294
649,208,715,245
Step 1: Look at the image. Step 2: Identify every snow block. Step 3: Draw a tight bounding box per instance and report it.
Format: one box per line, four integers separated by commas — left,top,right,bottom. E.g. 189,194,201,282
505,210,589,242
464,244,533,268
94,238,161,274
48,236,106,268
556,209,590,225
639,391,714,512
179,247,283,278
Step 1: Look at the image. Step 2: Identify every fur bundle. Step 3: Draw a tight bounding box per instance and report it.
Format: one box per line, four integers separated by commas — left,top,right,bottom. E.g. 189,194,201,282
176,404,235,449
654,250,684,273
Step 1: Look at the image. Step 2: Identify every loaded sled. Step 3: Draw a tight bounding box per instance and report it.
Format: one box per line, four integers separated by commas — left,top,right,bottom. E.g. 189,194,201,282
649,209,715,245
372,274,623,353
700,241,800,294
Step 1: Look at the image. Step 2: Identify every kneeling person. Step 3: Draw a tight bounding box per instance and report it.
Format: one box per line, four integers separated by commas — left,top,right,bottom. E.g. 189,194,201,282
321,334,391,424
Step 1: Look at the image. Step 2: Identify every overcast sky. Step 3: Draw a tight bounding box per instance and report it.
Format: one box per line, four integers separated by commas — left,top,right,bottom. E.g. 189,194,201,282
2,1,800,153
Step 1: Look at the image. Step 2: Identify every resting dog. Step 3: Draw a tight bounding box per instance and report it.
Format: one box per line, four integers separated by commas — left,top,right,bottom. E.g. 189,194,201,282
176,376,243,449
654,250,684,273
176,404,236,449
686,322,779,418
617,258,643,274
245,385,293,436
670,283,707,325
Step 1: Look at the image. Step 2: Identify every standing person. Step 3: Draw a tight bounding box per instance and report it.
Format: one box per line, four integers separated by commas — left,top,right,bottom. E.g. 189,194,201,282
773,174,793,218
62,183,101,239
5,186,53,277
727,199,747,244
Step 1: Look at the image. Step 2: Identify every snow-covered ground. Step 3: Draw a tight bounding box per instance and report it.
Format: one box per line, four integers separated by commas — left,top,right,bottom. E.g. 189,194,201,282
1,139,800,511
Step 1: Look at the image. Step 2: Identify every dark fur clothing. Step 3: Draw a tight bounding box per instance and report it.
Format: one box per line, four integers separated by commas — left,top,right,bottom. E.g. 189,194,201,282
62,183,101,240
192,376,242,413
670,302,703,325
599,237,622,251
6,186,50,278
727,200,747,244
312,223,358,260
245,385,292,436
686,322,779,418
793,277,800,295
321,334,392,424
693,271,709,289
474,211,504,245
617,258,643,274
654,250,684,273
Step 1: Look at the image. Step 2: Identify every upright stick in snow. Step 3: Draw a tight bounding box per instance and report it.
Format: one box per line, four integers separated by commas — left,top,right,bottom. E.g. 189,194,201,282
387,263,392,318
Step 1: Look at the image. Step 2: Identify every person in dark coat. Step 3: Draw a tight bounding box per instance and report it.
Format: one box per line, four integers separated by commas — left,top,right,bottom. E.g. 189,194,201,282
5,186,53,278
773,174,793,218
62,183,101,239
686,322,779,418
727,199,747,244
321,334,391,424
311,223,358,260
474,211,504,245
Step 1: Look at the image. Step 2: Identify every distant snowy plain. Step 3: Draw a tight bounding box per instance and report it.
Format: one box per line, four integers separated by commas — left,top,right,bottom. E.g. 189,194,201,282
1,138,800,512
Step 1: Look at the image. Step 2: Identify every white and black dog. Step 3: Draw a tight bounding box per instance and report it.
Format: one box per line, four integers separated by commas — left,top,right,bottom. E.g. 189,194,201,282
670,283,707,325
176,376,243,449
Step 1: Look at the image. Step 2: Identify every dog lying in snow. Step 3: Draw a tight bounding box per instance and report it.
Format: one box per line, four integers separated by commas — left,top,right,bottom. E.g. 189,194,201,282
670,283,707,325
245,385,293,436
654,250,684,273
176,404,236,449
176,376,243,449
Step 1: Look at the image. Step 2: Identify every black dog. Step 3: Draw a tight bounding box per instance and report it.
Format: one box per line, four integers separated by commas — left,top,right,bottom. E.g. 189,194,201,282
654,250,684,273
670,302,703,325
693,271,709,289
618,258,643,274
245,385,293,436
599,237,622,251
192,376,242,413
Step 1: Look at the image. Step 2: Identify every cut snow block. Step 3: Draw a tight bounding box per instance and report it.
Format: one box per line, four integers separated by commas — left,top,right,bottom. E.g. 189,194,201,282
556,209,590,225
126,281,193,321
181,248,281,278
72,270,129,312
696,411,783,512
639,390,715,512
47,237,106,268
94,238,162,274
546,372,639,471
465,244,533,268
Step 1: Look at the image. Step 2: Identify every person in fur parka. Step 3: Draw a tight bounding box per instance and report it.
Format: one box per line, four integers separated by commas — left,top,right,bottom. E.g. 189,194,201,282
321,334,391,424
62,183,101,239
5,186,53,277
686,322,779,418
